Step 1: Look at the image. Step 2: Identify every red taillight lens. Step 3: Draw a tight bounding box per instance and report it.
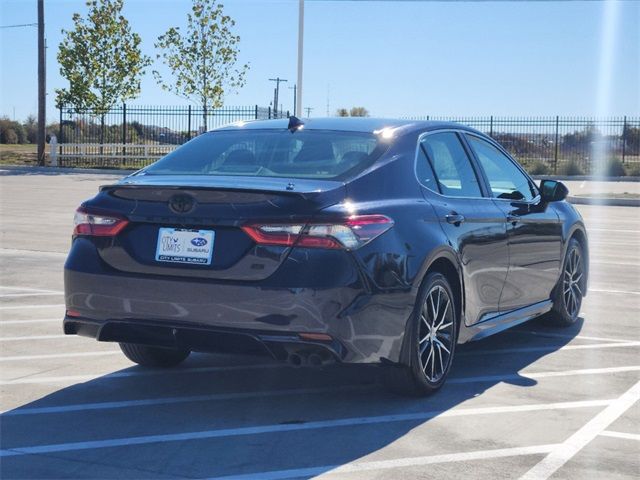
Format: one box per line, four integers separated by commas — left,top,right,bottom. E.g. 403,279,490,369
73,207,129,237
241,215,393,250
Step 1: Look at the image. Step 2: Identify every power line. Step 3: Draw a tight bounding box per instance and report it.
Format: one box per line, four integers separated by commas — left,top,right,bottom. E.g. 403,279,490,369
269,77,288,117
0,23,38,29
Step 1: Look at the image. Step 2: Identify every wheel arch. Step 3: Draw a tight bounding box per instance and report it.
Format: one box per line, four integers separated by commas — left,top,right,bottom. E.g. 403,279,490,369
565,223,589,296
398,250,464,366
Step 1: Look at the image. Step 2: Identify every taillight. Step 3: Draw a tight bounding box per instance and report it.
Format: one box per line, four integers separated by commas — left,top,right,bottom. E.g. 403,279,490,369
241,215,393,250
73,207,129,237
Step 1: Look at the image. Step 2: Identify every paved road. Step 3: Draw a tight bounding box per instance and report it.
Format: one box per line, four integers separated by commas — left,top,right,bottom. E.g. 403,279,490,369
1,172,638,479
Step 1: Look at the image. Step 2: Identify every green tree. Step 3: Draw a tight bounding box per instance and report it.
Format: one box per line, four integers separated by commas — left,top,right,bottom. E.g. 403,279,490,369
0,118,27,144
349,107,369,117
153,0,249,131
24,115,37,144
56,0,151,143
335,107,369,117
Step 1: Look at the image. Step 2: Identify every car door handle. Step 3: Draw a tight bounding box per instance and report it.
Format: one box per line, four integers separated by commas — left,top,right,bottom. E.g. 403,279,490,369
445,213,465,225
507,214,519,224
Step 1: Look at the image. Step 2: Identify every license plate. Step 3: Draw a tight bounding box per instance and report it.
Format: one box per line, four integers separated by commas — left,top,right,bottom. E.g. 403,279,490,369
155,228,215,265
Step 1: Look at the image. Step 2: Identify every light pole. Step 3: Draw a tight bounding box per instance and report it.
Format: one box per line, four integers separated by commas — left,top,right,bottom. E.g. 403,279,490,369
296,0,304,118
289,85,297,116
37,0,46,166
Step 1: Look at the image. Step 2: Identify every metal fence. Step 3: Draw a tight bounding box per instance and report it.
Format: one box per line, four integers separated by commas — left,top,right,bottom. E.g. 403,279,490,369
57,104,288,168
56,107,639,174
406,116,639,175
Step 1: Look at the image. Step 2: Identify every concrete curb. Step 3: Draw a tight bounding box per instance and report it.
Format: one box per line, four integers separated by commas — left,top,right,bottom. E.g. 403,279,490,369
0,165,135,175
533,175,640,182
567,196,640,207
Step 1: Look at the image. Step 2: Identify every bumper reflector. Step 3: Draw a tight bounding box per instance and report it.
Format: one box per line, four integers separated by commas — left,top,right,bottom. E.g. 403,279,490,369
298,332,333,341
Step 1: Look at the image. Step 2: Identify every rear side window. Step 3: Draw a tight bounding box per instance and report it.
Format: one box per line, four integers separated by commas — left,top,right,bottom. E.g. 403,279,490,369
416,144,439,192
144,129,385,180
466,135,537,201
421,132,482,197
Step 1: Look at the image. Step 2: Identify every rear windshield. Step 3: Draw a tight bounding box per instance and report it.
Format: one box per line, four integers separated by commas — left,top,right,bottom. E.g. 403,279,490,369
144,129,385,180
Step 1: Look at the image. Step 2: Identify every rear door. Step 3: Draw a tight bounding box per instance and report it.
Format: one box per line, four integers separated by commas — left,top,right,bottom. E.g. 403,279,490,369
417,131,509,325
464,133,562,311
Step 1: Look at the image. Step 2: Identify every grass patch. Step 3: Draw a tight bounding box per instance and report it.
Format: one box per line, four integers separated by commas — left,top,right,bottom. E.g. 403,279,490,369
0,144,39,165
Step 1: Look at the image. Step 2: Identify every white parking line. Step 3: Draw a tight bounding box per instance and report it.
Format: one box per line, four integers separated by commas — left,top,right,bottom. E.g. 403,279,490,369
0,334,68,342
521,330,629,344
449,366,640,384
0,286,63,294
0,293,62,298
0,304,65,310
207,444,561,480
2,363,638,390
520,380,640,480
599,430,640,442
2,338,635,363
587,228,639,233
2,385,373,416
460,341,640,357
0,318,60,325
0,248,66,257
589,288,640,296
0,351,120,362
591,260,640,267
0,363,288,385
0,399,612,457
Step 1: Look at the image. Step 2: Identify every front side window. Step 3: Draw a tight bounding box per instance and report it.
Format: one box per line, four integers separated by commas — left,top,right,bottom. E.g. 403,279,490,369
144,129,385,180
466,135,537,201
421,132,483,197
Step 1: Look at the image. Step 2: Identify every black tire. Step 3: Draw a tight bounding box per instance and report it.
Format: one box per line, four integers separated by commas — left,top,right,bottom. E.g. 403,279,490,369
119,343,190,368
546,238,585,327
381,272,458,396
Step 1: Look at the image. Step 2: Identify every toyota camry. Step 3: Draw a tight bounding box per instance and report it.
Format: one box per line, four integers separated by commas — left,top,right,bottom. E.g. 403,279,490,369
63,117,588,395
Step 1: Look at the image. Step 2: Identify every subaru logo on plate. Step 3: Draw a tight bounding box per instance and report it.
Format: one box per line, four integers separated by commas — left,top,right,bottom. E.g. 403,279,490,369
191,237,207,247
168,194,195,214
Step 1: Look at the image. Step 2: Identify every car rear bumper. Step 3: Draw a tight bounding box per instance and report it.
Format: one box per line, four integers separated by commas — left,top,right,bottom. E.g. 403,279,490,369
64,316,345,364
64,243,414,364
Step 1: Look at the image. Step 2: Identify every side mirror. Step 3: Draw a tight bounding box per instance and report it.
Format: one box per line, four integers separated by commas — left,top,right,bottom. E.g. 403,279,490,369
539,180,568,202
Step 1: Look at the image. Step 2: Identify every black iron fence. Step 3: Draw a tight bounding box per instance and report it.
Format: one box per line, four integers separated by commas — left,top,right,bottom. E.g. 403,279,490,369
56,107,639,174
58,104,288,146
406,116,639,175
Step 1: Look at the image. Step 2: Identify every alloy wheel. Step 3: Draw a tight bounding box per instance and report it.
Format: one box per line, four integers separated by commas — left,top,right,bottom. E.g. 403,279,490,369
563,247,584,319
418,285,455,383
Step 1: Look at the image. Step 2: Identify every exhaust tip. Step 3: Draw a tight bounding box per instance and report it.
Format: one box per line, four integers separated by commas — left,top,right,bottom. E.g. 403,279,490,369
288,353,303,366
308,353,323,366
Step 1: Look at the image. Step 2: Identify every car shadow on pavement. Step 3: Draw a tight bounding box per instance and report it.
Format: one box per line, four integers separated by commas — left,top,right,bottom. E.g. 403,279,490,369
0,317,584,479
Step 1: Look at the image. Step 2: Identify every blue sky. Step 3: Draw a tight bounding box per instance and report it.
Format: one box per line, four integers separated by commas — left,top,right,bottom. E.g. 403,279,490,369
1,0,638,122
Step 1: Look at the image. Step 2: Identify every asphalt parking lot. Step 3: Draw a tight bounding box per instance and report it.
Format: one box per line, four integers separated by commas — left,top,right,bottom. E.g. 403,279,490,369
1,170,638,479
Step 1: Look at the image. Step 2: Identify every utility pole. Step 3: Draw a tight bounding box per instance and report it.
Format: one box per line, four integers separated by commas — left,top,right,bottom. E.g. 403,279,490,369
296,0,304,118
304,107,313,118
37,0,46,166
289,85,297,116
326,84,330,116
269,77,287,117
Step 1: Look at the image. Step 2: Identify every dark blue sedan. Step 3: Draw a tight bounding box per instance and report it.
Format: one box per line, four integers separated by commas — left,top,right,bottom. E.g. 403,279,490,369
63,117,588,395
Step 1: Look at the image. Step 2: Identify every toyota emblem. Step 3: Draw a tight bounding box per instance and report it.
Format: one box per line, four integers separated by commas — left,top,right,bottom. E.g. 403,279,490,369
168,194,195,214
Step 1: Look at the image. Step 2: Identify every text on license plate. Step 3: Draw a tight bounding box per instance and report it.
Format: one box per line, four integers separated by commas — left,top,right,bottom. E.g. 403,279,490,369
155,228,215,265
